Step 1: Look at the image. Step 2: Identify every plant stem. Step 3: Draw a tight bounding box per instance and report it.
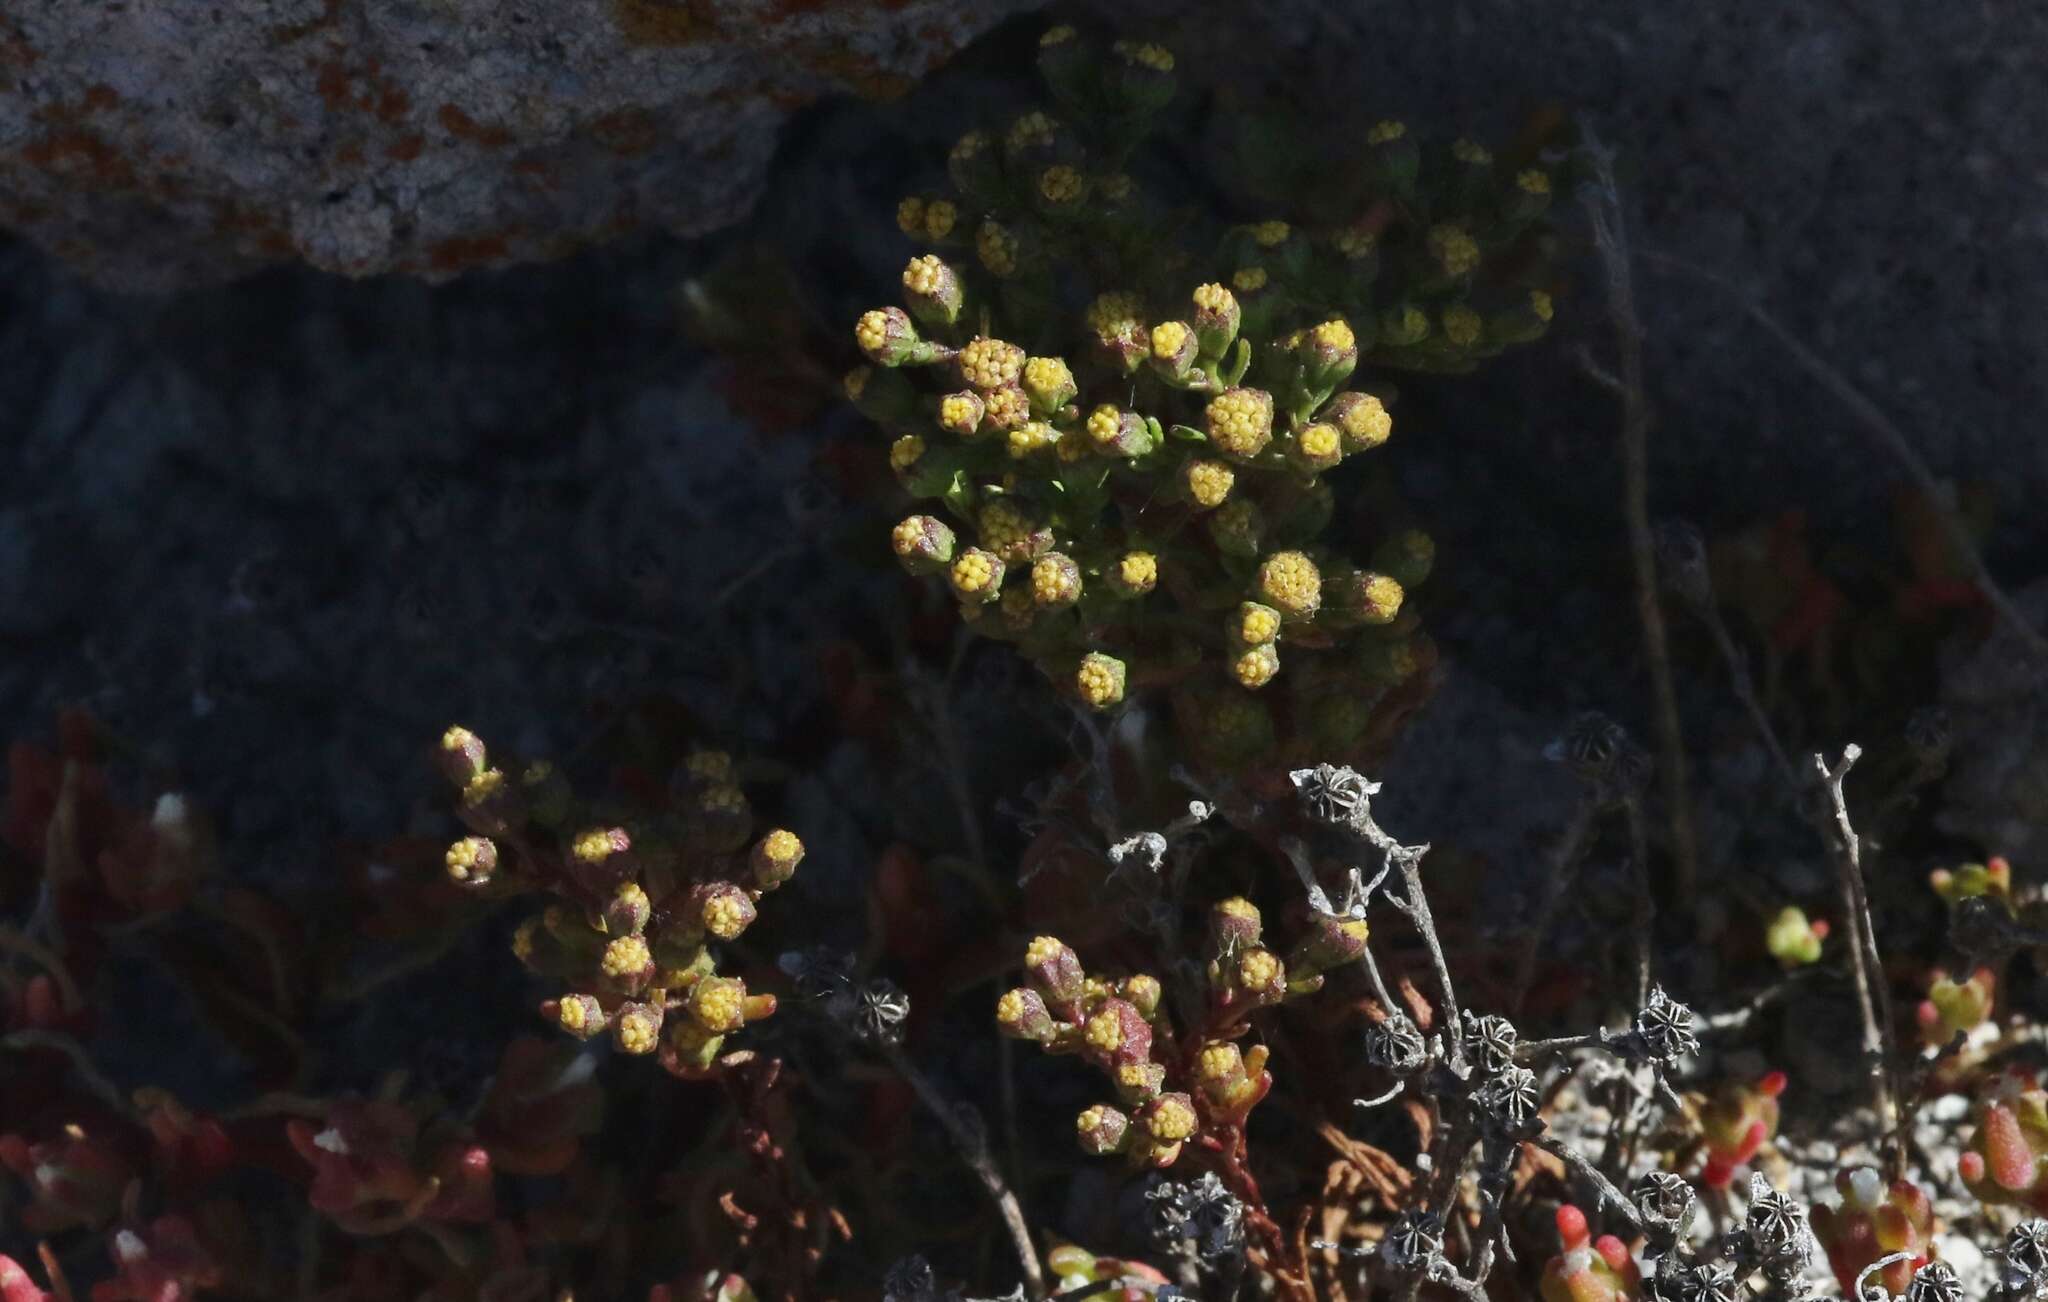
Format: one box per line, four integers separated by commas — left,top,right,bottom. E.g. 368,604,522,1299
1813,745,1903,1177
1579,121,1702,908
878,1040,1046,1300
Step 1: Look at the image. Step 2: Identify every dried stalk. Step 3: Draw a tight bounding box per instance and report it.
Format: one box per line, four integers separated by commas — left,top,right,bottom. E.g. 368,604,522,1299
1812,745,1903,1176
1578,121,1702,907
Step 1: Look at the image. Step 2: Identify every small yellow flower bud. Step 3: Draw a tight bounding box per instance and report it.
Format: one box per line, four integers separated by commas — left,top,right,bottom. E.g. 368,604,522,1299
996,987,1054,1040
1292,421,1344,473
1122,973,1162,1017
892,514,956,575
605,880,652,935
982,385,1030,431
1006,110,1058,155
1211,895,1263,952
1189,281,1241,359
1325,392,1392,453
1451,137,1491,165
1530,290,1554,322
1076,1104,1129,1155
613,1003,661,1054
440,725,487,782
1330,570,1405,627
690,976,747,1034
1150,319,1190,362
1252,219,1290,247
1442,304,1483,347
1075,653,1127,710
976,219,1019,278
1334,224,1377,260
1111,551,1158,598
1083,1005,1124,1054
1031,553,1083,607
1367,120,1406,145
1038,164,1085,205
572,827,628,865
1232,643,1279,688
461,767,506,808
950,549,1005,604
697,881,758,940
1205,387,1274,461
958,337,1025,391
923,198,957,240
888,434,924,472
1257,550,1322,619
1116,1061,1167,1101
1021,356,1077,413
1183,458,1234,509
1237,602,1281,647
855,306,925,366
1041,23,1076,45
1428,224,1480,277
555,992,605,1037
1143,1094,1199,1142
1086,404,1122,448
1196,1042,1243,1084
1231,265,1268,293
895,196,925,234
445,836,497,885
750,829,803,890
598,937,647,974
1517,168,1551,196
1085,292,1146,347
977,499,1043,564
937,391,984,438
1008,421,1056,458
1238,947,1282,990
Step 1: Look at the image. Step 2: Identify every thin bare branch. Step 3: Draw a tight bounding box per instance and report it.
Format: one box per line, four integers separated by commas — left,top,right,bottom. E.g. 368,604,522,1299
1813,745,1903,1177
1578,119,1702,907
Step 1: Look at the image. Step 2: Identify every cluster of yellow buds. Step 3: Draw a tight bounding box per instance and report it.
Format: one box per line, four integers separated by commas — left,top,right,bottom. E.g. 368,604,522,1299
995,897,1367,1168
850,24,1564,771
436,726,803,1078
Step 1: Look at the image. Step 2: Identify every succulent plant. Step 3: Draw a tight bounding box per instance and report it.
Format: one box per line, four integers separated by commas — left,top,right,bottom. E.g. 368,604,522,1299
1700,1070,1786,1190
1539,1204,1643,1302
1811,1166,1934,1297
1961,1071,2048,1213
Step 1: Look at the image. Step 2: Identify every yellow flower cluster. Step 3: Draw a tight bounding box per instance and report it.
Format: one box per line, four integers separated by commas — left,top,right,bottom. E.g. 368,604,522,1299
441,728,802,1076
997,897,1363,1169
849,33,1571,763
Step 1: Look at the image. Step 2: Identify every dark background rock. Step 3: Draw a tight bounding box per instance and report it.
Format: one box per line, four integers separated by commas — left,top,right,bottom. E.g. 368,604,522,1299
1,0,1033,288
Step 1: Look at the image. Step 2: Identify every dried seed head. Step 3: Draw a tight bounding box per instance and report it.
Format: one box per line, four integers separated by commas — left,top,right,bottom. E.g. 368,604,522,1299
1463,1011,1519,1074
1292,763,1372,824
1633,986,1700,1064
1363,1012,1426,1073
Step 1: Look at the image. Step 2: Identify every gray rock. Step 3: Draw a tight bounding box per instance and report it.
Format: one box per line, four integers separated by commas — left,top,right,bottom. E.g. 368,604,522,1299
0,0,1034,289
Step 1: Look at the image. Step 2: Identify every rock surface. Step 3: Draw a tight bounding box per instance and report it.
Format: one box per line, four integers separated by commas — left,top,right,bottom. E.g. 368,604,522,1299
0,0,1031,289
